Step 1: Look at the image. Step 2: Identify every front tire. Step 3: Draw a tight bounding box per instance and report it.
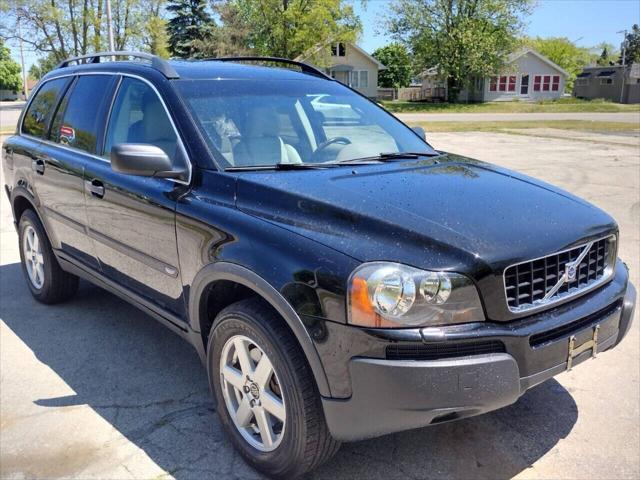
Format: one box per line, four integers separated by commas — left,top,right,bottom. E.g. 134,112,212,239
208,298,340,478
18,209,79,304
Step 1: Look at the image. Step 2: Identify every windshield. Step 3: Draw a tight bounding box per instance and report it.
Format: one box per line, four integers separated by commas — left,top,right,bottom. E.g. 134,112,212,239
176,78,436,169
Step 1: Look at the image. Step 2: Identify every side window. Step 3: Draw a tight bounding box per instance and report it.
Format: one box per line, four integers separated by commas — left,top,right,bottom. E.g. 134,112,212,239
52,75,114,154
104,77,178,162
21,78,70,138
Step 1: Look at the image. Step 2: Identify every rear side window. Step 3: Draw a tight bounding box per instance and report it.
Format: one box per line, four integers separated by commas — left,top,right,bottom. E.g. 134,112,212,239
22,78,70,138
51,75,114,154
104,77,178,162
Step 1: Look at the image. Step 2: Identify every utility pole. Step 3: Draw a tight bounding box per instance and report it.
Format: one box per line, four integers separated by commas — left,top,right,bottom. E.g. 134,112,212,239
105,0,115,51
17,18,28,98
617,29,627,104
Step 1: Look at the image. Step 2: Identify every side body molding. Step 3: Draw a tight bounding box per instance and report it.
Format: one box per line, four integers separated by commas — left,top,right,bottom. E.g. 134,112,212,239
188,261,332,397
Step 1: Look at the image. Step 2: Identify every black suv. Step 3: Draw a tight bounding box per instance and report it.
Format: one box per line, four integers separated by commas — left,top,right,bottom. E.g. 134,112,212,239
2,52,636,478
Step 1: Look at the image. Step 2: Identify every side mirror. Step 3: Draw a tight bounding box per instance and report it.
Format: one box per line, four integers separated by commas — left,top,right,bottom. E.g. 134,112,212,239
110,144,184,179
412,126,427,141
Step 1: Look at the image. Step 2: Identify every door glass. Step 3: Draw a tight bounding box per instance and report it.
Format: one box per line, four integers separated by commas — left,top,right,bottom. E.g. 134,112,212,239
22,78,70,138
52,75,114,154
520,74,529,95
104,77,178,162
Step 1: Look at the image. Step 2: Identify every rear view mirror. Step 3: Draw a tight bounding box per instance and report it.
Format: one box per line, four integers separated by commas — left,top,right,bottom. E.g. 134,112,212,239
412,126,427,141
111,144,185,179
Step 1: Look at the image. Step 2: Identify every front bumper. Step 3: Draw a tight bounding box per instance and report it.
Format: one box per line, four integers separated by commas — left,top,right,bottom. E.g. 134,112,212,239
321,263,636,442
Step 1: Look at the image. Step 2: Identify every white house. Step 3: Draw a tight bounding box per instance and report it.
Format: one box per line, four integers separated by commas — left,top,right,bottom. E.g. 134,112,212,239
295,42,386,99
420,49,569,102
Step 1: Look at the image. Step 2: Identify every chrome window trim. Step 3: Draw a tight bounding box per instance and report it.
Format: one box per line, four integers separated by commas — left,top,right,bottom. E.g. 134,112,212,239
20,70,192,186
502,234,617,315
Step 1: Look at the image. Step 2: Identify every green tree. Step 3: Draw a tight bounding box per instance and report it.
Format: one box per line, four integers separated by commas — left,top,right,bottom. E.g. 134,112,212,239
386,0,532,102
228,0,361,59
596,43,617,66
190,1,252,57
28,53,59,80
0,0,166,62
591,42,620,67
524,36,592,92
372,43,412,88
620,24,640,65
0,38,22,92
166,0,214,58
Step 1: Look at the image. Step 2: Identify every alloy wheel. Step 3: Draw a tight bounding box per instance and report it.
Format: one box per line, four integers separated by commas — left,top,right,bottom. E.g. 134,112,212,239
22,225,45,289
219,334,286,452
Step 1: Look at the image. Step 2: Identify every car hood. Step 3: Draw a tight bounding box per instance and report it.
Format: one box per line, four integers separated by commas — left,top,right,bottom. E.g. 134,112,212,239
235,154,617,277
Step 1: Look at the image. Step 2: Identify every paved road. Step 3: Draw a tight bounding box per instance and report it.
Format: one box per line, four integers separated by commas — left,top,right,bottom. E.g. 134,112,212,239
1,130,639,479
396,111,640,123
0,102,24,131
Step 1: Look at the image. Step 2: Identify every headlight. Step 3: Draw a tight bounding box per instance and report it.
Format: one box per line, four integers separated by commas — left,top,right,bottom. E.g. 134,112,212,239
348,262,484,328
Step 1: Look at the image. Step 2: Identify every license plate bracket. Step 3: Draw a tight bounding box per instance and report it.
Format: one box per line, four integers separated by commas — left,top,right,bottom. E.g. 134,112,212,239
567,325,599,371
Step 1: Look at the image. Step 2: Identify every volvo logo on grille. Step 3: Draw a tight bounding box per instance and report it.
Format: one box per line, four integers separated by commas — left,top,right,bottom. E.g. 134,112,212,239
542,242,594,302
566,264,577,282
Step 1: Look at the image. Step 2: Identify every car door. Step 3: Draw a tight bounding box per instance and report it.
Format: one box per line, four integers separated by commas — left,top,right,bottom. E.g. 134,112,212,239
83,75,189,319
22,75,112,270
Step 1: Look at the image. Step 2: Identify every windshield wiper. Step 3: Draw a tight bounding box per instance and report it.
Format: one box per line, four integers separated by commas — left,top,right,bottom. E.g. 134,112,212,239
334,151,441,164
225,162,336,172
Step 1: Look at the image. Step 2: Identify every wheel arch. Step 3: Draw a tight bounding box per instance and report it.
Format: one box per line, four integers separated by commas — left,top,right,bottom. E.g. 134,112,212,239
189,262,332,397
11,188,39,224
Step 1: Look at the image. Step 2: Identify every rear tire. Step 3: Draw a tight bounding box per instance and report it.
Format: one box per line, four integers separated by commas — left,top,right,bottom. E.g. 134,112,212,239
208,297,340,478
18,209,79,304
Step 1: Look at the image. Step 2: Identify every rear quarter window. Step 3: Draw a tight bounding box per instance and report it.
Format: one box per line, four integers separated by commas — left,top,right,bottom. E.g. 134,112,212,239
21,78,70,138
50,75,114,154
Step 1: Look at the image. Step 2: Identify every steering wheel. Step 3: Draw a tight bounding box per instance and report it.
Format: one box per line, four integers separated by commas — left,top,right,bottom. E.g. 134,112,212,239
311,136,351,162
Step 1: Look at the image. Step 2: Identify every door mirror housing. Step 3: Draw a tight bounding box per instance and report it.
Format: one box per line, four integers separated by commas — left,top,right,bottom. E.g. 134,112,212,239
412,126,427,141
110,144,186,180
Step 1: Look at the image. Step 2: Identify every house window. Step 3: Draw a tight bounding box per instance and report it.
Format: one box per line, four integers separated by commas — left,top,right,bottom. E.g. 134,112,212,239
359,70,368,88
349,70,368,89
533,75,541,91
600,77,614,85
331,42,346,57
491,75,517,93
520,74,529,95
551,75,560,91
542,75,551,91
576,78,589,86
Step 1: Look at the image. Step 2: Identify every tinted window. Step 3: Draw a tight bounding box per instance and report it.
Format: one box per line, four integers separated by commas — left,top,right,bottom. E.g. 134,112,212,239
52,75,114,154
22,78,70,138
104,77,178,162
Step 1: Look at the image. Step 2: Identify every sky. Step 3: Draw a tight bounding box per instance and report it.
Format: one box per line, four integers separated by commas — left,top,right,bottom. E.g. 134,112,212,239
354,0,640,53
8,0,640,74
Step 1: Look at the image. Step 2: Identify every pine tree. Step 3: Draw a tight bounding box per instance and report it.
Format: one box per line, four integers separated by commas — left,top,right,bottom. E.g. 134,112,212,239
166,0,214,58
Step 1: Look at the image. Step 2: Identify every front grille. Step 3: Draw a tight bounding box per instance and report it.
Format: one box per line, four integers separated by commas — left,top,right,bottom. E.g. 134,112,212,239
504,236,615,313
386,340,505,361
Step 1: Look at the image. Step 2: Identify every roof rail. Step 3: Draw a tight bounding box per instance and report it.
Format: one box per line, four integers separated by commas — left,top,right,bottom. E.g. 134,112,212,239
207,56,330,79
55,51,180,79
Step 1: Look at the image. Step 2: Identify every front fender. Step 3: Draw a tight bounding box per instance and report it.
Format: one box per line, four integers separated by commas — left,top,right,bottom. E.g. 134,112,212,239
188,261,333,397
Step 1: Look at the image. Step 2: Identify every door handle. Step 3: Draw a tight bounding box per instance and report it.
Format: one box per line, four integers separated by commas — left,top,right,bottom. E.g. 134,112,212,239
31,159,45,175
85,179,105,198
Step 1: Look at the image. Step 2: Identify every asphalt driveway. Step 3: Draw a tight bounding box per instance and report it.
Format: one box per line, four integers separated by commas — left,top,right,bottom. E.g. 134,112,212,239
1,129,639,479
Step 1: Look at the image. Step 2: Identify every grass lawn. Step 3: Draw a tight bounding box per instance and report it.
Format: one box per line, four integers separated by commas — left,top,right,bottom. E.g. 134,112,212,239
410,120,640,133
382,98,640,114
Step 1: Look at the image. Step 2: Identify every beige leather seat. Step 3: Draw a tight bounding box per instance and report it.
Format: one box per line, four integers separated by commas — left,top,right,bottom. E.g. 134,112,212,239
232,106,301,166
